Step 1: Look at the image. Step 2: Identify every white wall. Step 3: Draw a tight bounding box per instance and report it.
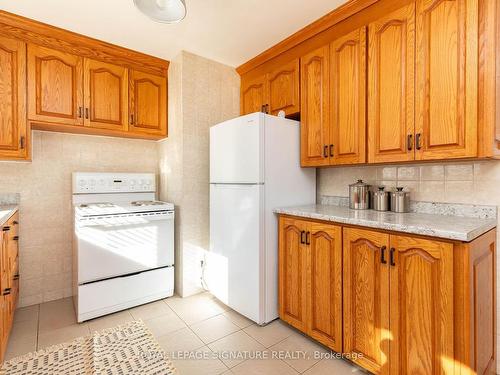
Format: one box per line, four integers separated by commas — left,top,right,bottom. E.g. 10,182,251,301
0,131,158,307
158,51,240,297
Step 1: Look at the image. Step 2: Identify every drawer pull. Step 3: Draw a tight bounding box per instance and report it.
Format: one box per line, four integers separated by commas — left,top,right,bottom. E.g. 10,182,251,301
3,288,11,296
2,226,10,232
13,236,19,241
380,246,387,264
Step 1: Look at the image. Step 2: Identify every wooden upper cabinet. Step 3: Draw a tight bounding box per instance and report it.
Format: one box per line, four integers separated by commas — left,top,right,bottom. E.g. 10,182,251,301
300,45,330,167
0,36,28,160
389,235,454,375
241,74,267,115
330,27,367,165
368,4,416,164
27,45,83,127
129,70,167,136
84,58,128,131
343,227,390,375
278,217,308,332
307,223,342,352
415,0,478,160
266,59,300,116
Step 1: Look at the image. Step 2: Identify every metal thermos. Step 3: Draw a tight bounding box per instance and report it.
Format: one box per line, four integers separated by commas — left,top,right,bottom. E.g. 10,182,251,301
372,186,390,211
349,180,370,210
391,187,410,213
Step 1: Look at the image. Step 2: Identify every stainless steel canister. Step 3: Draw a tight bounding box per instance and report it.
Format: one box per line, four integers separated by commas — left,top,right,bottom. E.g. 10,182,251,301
391,187,410,213
349,180,370,210
372,186,390,211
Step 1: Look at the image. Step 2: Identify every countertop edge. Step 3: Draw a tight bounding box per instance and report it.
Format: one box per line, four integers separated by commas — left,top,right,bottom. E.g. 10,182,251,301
274,208,497,242
0,205,19,228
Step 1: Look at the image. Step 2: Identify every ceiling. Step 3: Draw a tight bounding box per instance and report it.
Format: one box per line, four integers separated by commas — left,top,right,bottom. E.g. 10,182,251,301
0,0,347,67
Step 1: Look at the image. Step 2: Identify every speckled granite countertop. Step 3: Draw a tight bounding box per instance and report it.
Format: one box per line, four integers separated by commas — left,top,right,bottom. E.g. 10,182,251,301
0,205,18,227
274,204,497,242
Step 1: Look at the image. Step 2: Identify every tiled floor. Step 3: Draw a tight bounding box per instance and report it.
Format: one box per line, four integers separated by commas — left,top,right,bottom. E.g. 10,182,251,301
6,293,365,374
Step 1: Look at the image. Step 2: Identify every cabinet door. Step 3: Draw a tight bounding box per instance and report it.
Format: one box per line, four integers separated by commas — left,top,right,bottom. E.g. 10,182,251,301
0,36,28,160
241,74,267,115
307,222,342,352
278,217,308,332
129,70,167,136
267,59,300,116
330,27,367,165
84,58,128,131
368,4,415,163
343,228,390,375
415,0,478,160
300,45,330,167
389,235,454,375
27,44,84,127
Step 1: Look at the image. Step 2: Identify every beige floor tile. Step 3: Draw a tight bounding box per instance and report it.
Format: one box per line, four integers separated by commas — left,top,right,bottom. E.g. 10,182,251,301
208,331,266,368
222,310,253,329
166,293,228,325
38,323,90,350
129,300,175,321
9,319,38,342
144,313,187,338
231,357,298,375
171,346,228,375
243,320,294,348
303,358,365,375
156,327,205,354
190,315,240,344
88,310,134,332
39,297,77,333
4,336,37,361
270,331,327,373
14,305,39,324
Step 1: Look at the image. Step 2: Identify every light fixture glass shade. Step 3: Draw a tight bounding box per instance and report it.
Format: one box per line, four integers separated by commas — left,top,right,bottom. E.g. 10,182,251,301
134,0,187,24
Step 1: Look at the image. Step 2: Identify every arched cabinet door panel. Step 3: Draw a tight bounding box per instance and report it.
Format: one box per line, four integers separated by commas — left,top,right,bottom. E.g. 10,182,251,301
129,70,167,136
267,58,300,116
368,4,415,163
300,45,330,167
0,36,28,160
343,227,390,375
415,0,478,160
389,235,454,375
27,44,83,127
241,75,267,115
84,58,128,131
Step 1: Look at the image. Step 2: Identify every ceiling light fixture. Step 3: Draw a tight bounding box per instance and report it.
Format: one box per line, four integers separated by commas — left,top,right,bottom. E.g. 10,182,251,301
134,0,187,24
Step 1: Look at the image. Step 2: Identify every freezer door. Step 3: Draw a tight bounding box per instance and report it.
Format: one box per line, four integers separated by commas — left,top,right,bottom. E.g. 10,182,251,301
210,113,264,184
208,183,264,323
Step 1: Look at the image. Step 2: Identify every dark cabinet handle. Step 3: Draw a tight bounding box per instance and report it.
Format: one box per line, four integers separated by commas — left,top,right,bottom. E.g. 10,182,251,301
261,105,266,113
300,231,305,244
407,134,413,151
78,107,83,118
305,231,310,245
265,104,270,114
2,226,10,232
415,133,422,150
380,246,387,264
13,221,18,225
13,236,19,241
19,136,25,149
390,248,396,266
85,108,89,119
323,145,328,158
329,144,334,157
130,114,135,125
13,275,19,280
3,288,11,296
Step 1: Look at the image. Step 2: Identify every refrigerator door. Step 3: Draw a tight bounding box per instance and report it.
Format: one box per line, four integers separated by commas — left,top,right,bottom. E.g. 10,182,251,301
210,113,264,184
208,183,264,324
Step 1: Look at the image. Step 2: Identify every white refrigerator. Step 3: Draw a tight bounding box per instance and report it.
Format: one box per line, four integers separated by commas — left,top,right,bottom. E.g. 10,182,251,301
208,112,316,325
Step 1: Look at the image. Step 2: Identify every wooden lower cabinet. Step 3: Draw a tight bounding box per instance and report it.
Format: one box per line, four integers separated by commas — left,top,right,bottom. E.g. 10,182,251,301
278,218,342,351
343,228,390,374
278,215,496,375
0,211,20,362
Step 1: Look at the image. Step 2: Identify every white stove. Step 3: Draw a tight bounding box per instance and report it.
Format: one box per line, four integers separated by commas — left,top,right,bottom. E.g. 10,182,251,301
72,172,175,322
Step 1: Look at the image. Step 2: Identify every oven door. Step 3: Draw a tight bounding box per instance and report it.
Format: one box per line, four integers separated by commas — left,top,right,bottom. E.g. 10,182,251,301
75,210,174,284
